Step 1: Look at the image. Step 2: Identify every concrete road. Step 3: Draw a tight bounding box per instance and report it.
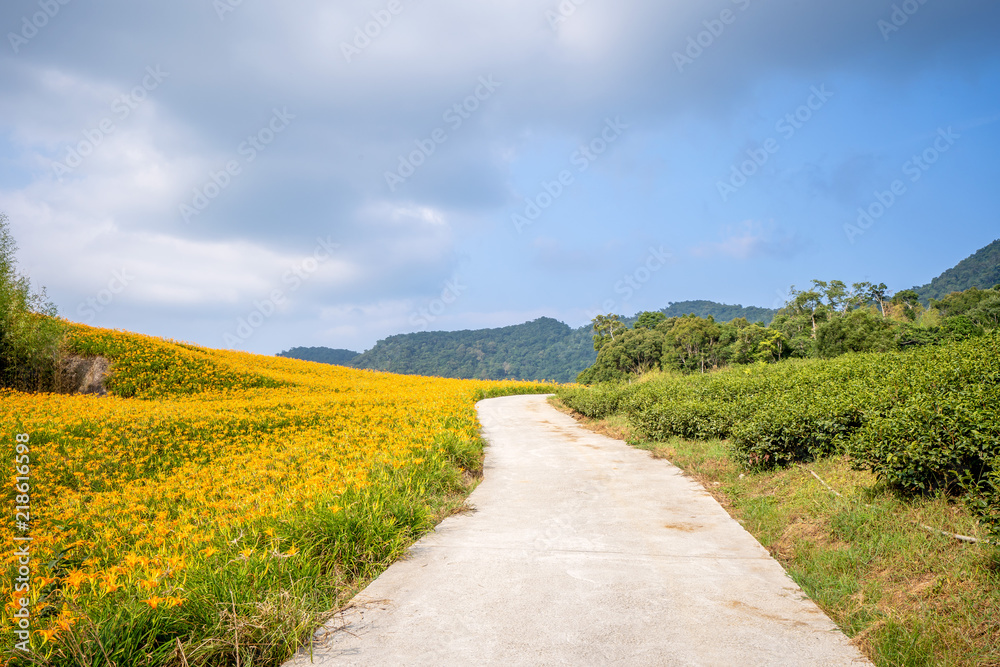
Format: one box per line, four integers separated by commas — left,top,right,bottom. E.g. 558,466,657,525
285,394,870,666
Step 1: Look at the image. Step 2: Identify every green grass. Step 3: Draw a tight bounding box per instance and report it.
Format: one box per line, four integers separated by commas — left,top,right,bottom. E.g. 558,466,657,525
555,400,1000,667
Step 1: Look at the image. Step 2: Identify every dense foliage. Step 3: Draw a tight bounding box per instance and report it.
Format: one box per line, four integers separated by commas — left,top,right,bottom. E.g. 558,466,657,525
0,213,65,392
350,317,595,383
653,300,776,325
913,239,1000,303
579,280,1000,383
559,332,1000,538
276,346,360,366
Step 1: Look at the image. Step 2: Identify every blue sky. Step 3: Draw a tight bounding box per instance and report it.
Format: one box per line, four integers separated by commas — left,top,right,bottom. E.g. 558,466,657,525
1,0,998,354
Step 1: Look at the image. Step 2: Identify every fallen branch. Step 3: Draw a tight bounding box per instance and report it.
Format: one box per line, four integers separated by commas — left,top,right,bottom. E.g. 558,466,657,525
804,467,991,546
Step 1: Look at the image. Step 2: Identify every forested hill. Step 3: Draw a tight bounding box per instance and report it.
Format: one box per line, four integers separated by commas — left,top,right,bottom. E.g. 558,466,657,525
913,239,1000,303
276,301,777,381
276,347,359,365
350,317,594,383
656,300,777,324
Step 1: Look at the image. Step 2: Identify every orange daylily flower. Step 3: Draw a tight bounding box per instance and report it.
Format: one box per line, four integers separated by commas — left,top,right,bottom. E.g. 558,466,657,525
143,596,166,609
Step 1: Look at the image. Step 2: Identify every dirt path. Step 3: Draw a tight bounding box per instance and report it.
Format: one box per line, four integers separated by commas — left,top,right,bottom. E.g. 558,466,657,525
285,394,870,666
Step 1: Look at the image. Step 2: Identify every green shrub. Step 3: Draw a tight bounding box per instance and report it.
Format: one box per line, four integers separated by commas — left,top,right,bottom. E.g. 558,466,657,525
557,382,626,418
848,332,1000,535
632,399,730,441
852,390,998,493
731,396,864,469
0,213,65,391
562,331,1000,535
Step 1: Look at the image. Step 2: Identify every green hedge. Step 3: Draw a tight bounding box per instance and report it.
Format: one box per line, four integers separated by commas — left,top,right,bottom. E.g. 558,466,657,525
557,332,1000,536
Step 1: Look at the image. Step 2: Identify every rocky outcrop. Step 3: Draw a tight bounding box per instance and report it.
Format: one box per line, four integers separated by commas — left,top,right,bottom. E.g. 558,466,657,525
56,355,110,396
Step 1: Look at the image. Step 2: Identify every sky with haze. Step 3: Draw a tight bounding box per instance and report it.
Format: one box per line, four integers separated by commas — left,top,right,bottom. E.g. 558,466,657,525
1,0,998,354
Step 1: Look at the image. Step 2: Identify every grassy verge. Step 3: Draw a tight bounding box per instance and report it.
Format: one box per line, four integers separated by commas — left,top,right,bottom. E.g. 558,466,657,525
551,398,1000,667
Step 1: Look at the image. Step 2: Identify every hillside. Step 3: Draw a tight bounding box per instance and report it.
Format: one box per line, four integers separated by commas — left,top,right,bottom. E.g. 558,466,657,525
277,346,359,365
0,321,550,660
351,317,595,383
913,238,1000,302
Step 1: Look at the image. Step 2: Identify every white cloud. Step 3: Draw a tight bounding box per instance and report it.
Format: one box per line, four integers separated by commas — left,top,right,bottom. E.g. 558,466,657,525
0,0,996,352
691,220,804,261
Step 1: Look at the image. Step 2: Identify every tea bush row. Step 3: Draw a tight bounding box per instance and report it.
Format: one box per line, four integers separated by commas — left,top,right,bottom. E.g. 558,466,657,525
558,332,1000,535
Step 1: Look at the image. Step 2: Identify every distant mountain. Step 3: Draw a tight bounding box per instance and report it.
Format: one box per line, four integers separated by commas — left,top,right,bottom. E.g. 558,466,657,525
913,239,1000,303
277,301,777,382
276,242,998,382
277,346,359,366
351,317,595,383
657,300,777,325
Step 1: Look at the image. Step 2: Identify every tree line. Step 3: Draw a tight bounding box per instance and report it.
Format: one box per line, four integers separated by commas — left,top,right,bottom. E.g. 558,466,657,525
579,279,1000,384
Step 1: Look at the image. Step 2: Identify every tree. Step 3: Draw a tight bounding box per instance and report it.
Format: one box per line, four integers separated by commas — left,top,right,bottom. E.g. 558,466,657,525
725,321,766,365
812,279,849,312
968,296,1000,329
591,314,626,351
889,289,921,321
601,327,665,376
930,287,1000,332
0,213,64,391
941,315,984,341
815,309,895,358
634,310,666,330
847,282,873,311
770,285,825,358
867,282,890,317
788,286,826,336
663,315,723,373
757,329,788,363
933,287,995,318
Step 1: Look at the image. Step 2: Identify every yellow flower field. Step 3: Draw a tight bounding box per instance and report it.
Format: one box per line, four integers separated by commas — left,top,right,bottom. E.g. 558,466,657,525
1,324,552,664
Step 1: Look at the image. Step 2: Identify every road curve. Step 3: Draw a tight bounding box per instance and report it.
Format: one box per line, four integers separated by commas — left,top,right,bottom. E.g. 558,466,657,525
285,394,870,666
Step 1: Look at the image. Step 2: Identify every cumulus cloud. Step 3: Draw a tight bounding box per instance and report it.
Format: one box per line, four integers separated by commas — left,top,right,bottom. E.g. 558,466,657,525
0,0,997,351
